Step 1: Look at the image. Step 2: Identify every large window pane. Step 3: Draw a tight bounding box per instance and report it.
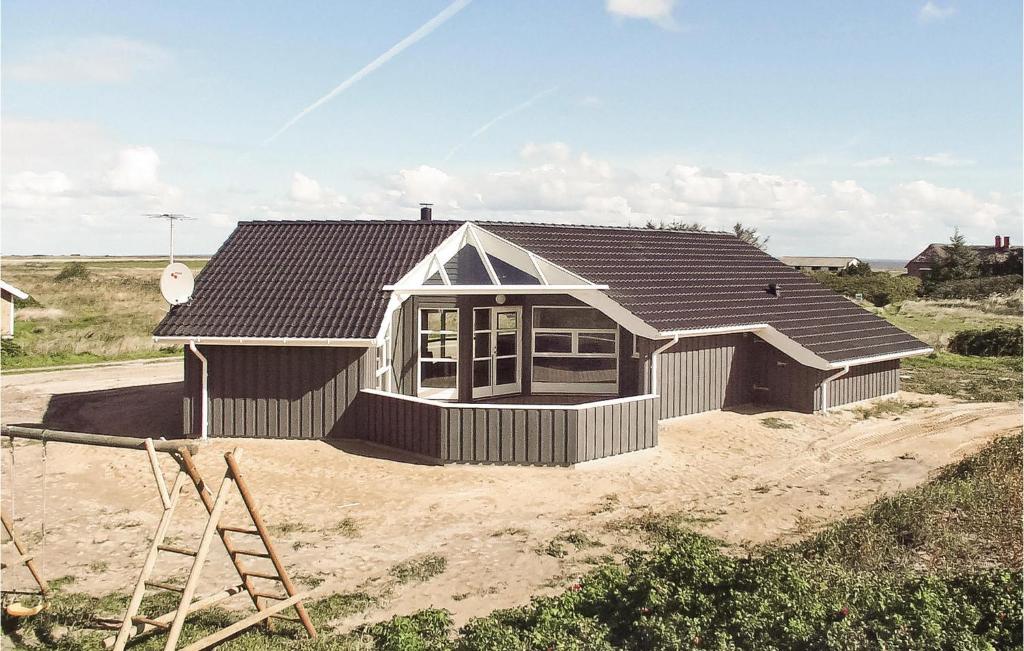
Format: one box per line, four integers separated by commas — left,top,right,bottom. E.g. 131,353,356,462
578,332,616,355
496,311,518,330
532,357,617,384
443,309,459,332
496,357,516,385
421,333,458,360
474,332,490,358
534,332,572,353
474,309,489,331
473,360,491,388
534,307,615,330
496,332,517,357
421,361,457,388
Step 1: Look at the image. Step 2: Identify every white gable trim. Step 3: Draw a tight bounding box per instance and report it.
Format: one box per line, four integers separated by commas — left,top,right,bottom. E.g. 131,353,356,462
0,281,29,300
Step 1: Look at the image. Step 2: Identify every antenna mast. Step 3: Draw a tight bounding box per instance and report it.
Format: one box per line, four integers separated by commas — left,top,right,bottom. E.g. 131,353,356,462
146,213,194,263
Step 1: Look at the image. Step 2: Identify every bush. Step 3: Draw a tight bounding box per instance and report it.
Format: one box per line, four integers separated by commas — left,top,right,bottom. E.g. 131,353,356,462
948,326,1023,357
1,338,24,358
808,271,920,306
926,275,1023,300
53,262,90,283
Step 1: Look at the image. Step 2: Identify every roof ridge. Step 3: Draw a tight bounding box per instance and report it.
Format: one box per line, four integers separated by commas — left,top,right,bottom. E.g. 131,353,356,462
235,217,732,235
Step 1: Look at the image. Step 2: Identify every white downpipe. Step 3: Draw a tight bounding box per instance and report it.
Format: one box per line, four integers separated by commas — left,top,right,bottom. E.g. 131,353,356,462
650,336,680,394
188,340,210,441
819,366,849,413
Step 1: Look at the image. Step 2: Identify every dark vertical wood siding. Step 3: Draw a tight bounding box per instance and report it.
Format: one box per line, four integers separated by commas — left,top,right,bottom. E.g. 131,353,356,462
656,333,753,419
355,390,659,465
182,345,373,439
813,359,900,410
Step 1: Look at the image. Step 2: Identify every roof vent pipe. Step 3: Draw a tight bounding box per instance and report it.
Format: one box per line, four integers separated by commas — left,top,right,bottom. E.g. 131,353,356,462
420,203,433,221
768,282,782,297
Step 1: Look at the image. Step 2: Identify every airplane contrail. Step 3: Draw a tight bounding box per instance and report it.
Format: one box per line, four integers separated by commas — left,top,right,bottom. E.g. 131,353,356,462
444,86,560,161
265,0,474,145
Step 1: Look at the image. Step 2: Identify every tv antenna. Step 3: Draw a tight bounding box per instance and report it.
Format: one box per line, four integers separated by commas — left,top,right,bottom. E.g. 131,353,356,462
146,213,194,264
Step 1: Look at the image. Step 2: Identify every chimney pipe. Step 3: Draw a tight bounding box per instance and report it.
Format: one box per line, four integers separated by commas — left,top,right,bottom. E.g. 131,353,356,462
1004,235,1011,249
419,203,433,221
768,282,782,297
995,235,1002,249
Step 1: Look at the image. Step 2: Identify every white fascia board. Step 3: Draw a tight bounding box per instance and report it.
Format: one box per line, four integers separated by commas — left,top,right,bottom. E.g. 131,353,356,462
153,336,374,347
568,289,660,339
828,347,934,368
658,324,769,338
0,281,29,300
381,284,610,294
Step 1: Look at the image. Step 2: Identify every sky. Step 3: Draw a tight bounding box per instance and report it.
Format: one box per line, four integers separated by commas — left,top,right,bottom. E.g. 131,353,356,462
2,0,1021,259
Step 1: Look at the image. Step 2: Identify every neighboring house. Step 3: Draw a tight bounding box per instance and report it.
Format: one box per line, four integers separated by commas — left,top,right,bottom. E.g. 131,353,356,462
154,211,931,465
780,256,861,273
0,280,29,339
905,235,1021,279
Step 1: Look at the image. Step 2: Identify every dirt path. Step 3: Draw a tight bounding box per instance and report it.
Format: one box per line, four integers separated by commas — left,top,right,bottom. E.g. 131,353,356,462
1,361,1020,633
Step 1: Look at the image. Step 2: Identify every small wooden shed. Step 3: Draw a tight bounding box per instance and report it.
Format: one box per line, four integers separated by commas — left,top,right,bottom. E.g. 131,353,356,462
154,215,931,465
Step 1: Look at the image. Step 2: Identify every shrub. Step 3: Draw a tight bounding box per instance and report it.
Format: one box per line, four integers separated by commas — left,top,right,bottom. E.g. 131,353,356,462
13,294,41,308
1,339,24,358
54,262,90,283
926,275,1023,300
808,271,920,306
948,326,1023,357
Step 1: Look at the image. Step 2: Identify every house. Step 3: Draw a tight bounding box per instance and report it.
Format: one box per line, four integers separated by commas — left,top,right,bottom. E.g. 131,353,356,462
779,256,861,273
905,235,1021,279
153,209,931,465
1,280,29,339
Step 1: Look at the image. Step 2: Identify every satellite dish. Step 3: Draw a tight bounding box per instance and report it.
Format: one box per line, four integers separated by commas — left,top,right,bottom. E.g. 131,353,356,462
160,262,195,305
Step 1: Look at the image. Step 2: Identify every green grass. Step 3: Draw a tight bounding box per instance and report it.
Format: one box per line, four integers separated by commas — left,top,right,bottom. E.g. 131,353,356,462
851,397,935,419
902,352,1023,402
0,258,206,370
389,554,447,584
759,416,794,429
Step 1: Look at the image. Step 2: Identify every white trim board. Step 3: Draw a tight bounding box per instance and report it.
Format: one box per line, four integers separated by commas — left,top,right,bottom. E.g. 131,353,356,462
361,388,658,411
153,336,374,347
0,281,28,300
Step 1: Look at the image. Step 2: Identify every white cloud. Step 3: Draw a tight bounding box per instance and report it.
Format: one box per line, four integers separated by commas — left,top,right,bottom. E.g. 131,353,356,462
107,146,164,195
289,172,323,203
853,156,896,168
7,36,171,84
918,1,956,22
913,152,976,167
580,95,603,108
606,0,677,28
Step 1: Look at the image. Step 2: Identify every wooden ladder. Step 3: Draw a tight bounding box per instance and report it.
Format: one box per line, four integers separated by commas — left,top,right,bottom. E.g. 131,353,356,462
108,445,316,651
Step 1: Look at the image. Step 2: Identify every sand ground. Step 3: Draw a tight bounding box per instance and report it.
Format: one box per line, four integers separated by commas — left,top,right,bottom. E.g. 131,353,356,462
1,360,1021,633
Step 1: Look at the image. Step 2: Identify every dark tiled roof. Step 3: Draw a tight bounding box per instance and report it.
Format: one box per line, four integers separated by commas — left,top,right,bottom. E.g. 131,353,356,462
154,220,461,339
155,218,928,364
482,223,926,363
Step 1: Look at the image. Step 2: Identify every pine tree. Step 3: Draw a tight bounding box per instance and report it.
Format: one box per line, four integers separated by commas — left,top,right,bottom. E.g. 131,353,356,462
732,222,769,250
930,228,980,283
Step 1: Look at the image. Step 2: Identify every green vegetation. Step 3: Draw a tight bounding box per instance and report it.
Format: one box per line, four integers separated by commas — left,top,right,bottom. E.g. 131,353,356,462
948,325,1023,357
928,275,1023,300
901,352,1023,402
389,554,448,584
8,437,1021,649
851,397,935,420
808,269,920,307
759,417,793,429
0,258,206,370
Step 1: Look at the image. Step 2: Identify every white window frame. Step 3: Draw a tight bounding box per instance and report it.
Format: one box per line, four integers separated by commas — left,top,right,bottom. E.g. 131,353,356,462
472,306,523,399
375,333,392,392
531,306,618,394
417,307,459,400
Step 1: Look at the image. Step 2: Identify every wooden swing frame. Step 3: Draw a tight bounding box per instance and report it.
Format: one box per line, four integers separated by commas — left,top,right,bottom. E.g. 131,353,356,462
1,426,318,651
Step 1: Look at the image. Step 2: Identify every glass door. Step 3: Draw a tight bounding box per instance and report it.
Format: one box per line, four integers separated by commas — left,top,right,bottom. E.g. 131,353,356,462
472,306,522,399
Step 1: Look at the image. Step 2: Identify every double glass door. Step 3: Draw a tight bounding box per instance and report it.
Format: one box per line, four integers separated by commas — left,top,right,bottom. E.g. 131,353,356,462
472,306,522,398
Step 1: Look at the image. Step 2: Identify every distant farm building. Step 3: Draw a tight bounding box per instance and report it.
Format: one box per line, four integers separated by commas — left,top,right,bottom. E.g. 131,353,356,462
905,235,1021,279
154,214,930,465
780,256,861,273
0,280,29,339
